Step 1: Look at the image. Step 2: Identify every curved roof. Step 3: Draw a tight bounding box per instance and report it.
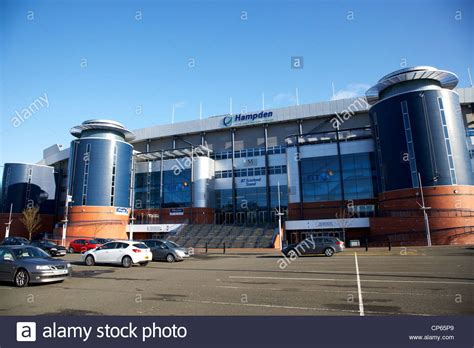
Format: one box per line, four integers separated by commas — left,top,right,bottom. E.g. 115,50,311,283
366,66,458,105
70,119,136,141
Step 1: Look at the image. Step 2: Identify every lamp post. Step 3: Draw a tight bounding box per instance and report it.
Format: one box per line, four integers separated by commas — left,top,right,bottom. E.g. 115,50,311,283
275,182,284,250
417,172,432,247
129,157,136,241
61,193,72,247
4,203,13,238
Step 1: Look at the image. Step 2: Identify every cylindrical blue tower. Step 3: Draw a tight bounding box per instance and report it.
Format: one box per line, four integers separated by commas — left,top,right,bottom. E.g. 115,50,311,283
1,163,56,214
68,119,135,207
366,66,474,192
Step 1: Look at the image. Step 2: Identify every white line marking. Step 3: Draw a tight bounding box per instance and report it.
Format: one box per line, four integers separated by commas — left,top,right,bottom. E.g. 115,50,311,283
162,298,431,316
229,276,352,282
228,276,474,286
207,285,456,297
354,252,364,316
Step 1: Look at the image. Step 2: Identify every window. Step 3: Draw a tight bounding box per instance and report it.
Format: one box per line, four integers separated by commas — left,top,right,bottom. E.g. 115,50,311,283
162,169,191,208
438,97,457,184
100,242,117,250
401,101,419,187
300,154,375,202
110,145,117,206
82,143,91,205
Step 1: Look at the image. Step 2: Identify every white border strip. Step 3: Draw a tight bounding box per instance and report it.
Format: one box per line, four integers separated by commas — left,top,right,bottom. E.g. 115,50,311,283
355,252,364,316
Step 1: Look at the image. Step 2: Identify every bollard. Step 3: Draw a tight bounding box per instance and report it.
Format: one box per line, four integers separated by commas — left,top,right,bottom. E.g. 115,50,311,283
365,237,368,252
205,242,208,254
388,239,392,251
223,242,226,254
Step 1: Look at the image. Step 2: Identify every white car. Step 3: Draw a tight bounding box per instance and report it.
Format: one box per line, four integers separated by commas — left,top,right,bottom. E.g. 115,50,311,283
81,241,152,268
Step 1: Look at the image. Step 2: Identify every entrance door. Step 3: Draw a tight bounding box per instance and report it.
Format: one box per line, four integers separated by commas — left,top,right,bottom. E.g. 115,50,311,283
236,212,245,224
224,212,233,224
215,212,224,224
247,211,257,225
289,232,299,245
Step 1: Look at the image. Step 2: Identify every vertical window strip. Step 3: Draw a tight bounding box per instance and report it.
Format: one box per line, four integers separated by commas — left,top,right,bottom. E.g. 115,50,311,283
373,112,386,192
401,101,419,187
110,145,117,206
82,143,91,205
438,97,457,184
25,167,33,207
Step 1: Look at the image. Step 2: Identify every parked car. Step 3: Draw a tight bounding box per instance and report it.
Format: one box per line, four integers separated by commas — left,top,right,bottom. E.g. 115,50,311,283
31,232,53,241
282,237,345,257
142,239,189,262
0,245,72,287
1,237,30,246
30,240,67,257
68,239,102,253
81,241,152,268
92,238,115,245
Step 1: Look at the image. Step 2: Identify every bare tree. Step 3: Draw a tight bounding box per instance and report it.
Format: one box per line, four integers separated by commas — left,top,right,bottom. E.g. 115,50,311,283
335,201,355,239
20,206,42,240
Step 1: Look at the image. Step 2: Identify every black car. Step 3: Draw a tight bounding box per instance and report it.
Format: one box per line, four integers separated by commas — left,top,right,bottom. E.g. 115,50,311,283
1,237,30,246
30,240,67,257
92,238,115,245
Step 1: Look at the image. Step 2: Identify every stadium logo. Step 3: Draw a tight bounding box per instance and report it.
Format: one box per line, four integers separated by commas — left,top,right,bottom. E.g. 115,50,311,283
223,115,233,127
223,111,273,127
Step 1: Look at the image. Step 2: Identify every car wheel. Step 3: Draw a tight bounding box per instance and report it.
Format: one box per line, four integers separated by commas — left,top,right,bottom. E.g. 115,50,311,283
122,256,133,268
14,269,29,287
139,262,149,267
85,255,95,266
286,249,298,258
324,248,335,257
68,247,74,254
166,254,175,263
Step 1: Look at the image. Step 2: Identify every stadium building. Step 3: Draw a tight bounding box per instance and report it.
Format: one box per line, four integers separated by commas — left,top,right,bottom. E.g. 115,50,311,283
2,66,474,247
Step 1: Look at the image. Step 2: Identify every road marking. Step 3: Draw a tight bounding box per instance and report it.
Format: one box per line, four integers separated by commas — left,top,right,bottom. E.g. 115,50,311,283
228,276,474,286
354,252,364,316
207,285,456,297
161,298,431,316
229,275,353,282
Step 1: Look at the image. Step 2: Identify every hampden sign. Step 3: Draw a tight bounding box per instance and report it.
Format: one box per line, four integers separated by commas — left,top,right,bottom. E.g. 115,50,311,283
223,111,273,127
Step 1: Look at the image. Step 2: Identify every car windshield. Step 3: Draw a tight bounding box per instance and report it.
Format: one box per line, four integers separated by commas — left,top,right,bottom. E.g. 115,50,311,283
43,241,57,247
89,239,100,244
13,247,49,259
164,241,179,248
133,243,148,249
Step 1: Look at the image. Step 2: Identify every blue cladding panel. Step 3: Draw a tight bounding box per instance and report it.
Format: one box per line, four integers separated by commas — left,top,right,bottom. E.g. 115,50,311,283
1,163,56,214
370,89,473,191
69,138,132,207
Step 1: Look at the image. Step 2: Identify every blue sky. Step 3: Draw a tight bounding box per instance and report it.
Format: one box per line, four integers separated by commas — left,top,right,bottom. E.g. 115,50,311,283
1,0,473,169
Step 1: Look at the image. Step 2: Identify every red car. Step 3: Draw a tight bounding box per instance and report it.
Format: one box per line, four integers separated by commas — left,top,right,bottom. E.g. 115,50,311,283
68,239,102,253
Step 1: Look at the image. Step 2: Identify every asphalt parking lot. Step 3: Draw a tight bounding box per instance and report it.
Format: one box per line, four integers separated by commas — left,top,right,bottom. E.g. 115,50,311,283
0,246,472,316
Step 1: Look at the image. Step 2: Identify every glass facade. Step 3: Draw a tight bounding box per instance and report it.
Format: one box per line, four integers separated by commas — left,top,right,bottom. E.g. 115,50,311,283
300,153,376,203
163,169,191,207
134,169,191,209
215,185,288,213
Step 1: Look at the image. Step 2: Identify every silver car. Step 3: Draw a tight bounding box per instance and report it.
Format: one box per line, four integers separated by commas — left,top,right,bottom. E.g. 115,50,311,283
142,239,190,262
282,236,345,257
0,246,72,287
